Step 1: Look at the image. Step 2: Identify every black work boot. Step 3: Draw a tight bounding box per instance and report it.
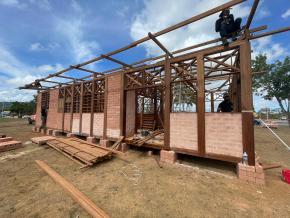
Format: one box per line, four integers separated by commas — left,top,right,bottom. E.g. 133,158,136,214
222,37,229,46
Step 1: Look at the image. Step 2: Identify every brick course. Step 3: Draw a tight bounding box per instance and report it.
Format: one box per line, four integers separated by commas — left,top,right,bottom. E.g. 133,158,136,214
35,93,42,127
125,90,135,137
170,113,198,150
106,74,121,138
93,113,104,137
205,113,243,158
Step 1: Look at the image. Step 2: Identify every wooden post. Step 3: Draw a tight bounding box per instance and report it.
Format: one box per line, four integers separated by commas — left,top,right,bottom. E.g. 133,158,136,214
79,82,84,134
70,84,74,132
240,40,255,166
90,79,95,137
103,76,108,139
120,72,125,136
197,54,205,156
210,92,214,112
164,56,171,150
62,88,66,132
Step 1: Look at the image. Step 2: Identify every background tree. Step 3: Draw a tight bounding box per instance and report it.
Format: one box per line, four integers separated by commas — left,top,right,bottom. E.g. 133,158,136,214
9,101,36,117
252,54,290,126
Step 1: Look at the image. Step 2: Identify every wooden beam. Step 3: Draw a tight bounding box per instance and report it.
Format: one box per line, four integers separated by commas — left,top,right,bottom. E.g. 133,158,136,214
120,72,125,136
250,26,290,40
70,84,74,133
148,32,173,58
240,41,255,166
62,88,66,132
197,54,205,156
35,160,109,218
101,54,131,68
71,65,104,76
210,92,214,112
245,0,260,29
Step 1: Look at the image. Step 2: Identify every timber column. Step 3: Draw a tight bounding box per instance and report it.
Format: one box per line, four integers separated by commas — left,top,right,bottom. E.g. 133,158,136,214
164,56,171,150
240,40,255,166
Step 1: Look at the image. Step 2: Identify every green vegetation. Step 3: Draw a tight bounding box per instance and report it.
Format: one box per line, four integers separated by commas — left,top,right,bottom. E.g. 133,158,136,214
252,55,290,126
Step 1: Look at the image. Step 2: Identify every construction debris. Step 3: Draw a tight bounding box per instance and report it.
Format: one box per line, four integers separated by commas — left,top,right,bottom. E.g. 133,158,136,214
132,129,164,147
0,133,6,138
111,136,124,150
35,160,110,218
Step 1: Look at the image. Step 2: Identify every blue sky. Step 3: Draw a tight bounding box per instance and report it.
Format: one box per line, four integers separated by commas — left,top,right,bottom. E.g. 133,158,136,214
0,0,289,111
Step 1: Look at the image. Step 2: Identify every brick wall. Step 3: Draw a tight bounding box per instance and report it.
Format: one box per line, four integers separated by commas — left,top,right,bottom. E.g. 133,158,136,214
72,113,80,133
205,113,243,158
125,90,135,137
63,113,71,132
106,73,121,138
81,113,91,135
46,89,59,129
93,113,104,137
35,93,42,127
170,113,198,150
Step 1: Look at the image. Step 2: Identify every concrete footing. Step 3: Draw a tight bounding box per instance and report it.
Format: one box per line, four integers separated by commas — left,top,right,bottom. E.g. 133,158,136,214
160,150,177,164
87,137,96,143
46,129,53,136
52,130,61,136
32,126,37,132
120,143,129,153
237,163,265,185
40,128,46,135
100,139,110,147
67,133,76,138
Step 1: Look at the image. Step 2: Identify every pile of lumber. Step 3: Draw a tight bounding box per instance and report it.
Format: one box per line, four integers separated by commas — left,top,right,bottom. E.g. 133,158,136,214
132,129,164,147
0,136,22,152
31,136,124,168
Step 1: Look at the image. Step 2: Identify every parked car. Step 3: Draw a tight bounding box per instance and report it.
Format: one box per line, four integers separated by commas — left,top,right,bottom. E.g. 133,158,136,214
28,114,36,124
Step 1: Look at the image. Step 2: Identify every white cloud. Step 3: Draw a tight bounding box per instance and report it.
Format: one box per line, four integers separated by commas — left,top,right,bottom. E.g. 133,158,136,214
71,0,82,12
282,8,290,19
56,18,100,63
29,42,60,52
0,44,64,101
0,0,51,10
130,0,251,57
252,36,288,62
0,0,26,9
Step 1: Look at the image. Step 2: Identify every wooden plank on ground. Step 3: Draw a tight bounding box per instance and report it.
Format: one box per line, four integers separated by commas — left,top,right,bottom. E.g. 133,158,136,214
31,136,56,145
0,137,13,143
35,160,110,218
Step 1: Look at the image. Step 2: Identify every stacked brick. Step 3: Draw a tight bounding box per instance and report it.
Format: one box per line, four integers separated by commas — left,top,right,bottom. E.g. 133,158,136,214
237,163,265,185
170,113,198,150
205,113,243,158
106,74,121,138
160,150,177,164
0,136,22,152
46,89,59,129
35,93,42,127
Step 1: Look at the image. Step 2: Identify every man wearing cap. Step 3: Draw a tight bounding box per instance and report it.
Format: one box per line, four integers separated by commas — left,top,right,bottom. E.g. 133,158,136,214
215,8,242,46
217,93,233,112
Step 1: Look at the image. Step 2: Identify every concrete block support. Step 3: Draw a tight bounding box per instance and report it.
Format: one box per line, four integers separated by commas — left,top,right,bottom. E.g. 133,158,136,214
46,129,53,136
52,130,61,137
160,150,177,164
40,128,46,135
32,126,37,132
67,133,76,138
237,163,265,185
120,143,129,153
35,127,41,133
87,137,96,144
100,139,110,147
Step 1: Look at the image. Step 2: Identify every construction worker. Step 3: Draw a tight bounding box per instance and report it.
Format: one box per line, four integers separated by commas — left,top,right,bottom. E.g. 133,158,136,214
217,93,233,112
215,8,242,46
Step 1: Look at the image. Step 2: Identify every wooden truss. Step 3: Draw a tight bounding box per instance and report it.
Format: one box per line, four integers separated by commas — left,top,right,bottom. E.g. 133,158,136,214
21,0,290,166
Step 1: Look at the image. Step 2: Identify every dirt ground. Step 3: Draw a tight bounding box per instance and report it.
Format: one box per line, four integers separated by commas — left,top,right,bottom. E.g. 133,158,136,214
0,118,289,218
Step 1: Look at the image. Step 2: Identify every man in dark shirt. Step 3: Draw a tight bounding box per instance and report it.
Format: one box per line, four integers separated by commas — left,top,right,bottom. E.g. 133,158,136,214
215,8,242,46
41,107,47,128
217,93,233,112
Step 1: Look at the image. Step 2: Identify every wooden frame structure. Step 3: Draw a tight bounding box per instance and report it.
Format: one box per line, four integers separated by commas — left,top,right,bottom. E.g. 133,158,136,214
22,0,290,166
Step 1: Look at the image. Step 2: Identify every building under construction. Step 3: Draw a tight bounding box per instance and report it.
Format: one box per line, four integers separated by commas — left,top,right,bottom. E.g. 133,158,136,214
21,0,290,167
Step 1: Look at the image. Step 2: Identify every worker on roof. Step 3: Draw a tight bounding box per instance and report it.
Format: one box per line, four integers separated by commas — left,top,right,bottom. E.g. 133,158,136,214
215,8,242,46
217,93,233,112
